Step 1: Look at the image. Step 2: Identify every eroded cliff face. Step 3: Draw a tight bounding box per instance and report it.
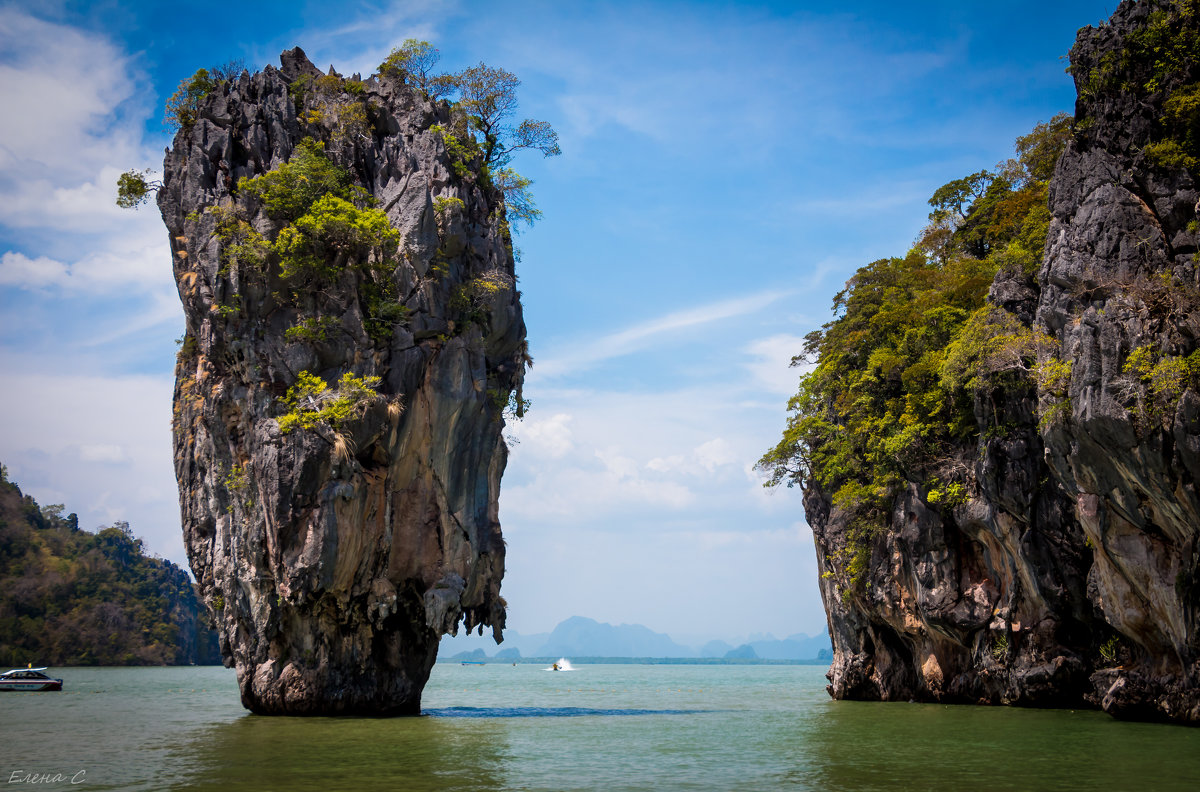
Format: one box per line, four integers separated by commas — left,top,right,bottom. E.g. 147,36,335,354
813,1,1200,723
160,49,525,714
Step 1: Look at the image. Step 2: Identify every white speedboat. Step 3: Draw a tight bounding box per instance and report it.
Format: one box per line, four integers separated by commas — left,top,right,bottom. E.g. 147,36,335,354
0,667,63,692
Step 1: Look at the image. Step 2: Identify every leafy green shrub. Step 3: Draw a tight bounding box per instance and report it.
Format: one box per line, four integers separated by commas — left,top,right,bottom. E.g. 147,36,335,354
284,317,340,344
940,306,1071,427
1122,345,1200,427
165,68,218,132
362,298,410,343
757,249,990,512
1075,2,1200,170
289,74,314,107
378,39,453,97
272,194,400,284
1144,139,1199,170
115,169,162,209
991,633,1009,661
927,481,968,508
376,42,559,230
276,371,382,434
433,195,466,217
505,389,531,419
287,74,373,142
187,139,403,313
449,269,513,327
431,124,483,180
238,139,368,224
205,207,270,277
222,465,252,513
492,168,541,228
177,333,198,361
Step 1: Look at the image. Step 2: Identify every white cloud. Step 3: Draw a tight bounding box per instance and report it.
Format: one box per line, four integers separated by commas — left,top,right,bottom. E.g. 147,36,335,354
646,437,737,476
0,10,145,175
502,377,803,528
516,412,574,458
694,437,735,472
79,444,127,462
535,290,789,379
0,167,156,234
0,9,170,291
0,251,69,288
0,220,170,294
594,447,638,480
744,334,811,396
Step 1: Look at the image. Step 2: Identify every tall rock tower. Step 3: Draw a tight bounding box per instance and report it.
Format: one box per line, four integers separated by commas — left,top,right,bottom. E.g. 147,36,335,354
158,49,527,714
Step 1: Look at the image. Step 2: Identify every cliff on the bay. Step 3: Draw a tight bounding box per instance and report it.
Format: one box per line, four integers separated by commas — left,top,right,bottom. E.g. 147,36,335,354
0,472,220,667
159,48,526,714
800,0,1199,724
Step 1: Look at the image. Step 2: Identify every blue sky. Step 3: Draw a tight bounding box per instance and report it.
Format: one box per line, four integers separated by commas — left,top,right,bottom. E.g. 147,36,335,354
0,0,1112,645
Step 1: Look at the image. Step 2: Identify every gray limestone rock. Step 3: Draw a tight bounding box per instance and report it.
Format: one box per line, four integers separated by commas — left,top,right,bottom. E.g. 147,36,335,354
157,48,525,715
809,0,1200,724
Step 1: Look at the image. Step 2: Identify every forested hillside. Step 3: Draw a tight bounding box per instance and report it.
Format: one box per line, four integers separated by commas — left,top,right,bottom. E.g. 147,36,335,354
0,465,219,666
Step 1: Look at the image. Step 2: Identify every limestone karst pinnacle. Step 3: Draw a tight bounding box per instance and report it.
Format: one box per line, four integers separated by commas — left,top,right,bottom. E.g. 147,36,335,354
160,48,525,714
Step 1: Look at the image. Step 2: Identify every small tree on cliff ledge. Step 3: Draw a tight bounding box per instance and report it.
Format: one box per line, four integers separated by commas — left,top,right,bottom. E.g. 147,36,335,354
378,40,561,228
115,169,162,209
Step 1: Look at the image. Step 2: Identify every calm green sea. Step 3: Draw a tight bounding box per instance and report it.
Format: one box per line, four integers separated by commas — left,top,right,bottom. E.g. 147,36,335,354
0,663,1197,791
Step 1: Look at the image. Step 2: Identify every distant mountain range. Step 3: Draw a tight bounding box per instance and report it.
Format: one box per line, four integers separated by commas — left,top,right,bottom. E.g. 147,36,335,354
440,615,831,660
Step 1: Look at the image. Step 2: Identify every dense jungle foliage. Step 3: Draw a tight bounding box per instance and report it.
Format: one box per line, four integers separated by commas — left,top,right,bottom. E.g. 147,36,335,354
757,115,1074,567
760,3,1200,574
0,468,219,666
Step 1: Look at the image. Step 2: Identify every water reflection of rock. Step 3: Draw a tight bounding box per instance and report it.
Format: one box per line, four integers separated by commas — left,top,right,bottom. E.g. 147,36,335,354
167,714,510,791
787,699,1200,791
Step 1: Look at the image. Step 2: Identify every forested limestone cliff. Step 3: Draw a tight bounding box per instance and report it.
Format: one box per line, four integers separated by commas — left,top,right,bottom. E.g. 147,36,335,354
763,0,1199,724
0,471,220,667
158,48,528,714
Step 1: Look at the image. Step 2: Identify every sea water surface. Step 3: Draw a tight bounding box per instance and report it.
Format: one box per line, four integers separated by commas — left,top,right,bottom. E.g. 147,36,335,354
1,663,1197,790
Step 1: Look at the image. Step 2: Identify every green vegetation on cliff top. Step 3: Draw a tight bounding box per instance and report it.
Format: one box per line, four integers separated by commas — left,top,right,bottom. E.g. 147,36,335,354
0,465,219,667
763,1,1200,584
1074,0,1200,170
757,115,1075,582
118,41,559,236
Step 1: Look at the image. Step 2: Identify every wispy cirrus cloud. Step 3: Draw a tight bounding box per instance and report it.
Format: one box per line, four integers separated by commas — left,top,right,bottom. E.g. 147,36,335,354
533,290,791,379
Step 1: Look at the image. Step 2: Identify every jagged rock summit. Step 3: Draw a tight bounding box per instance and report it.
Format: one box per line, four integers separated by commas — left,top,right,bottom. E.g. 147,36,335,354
807,0,1199,724
159,48,526,714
